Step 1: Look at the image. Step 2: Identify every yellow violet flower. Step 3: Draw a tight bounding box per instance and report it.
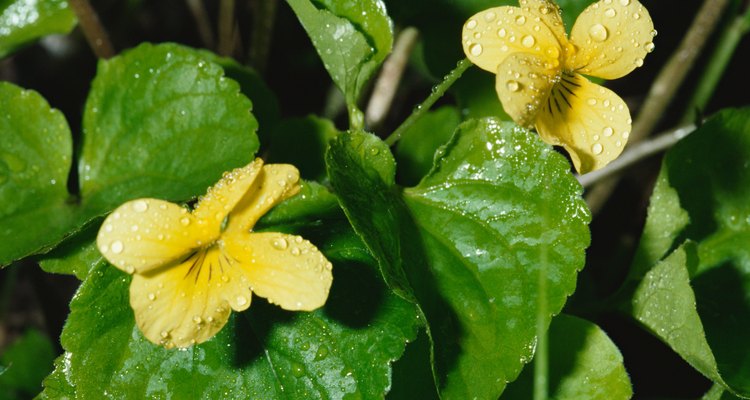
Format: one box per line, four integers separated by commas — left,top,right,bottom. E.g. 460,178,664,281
96,159,333,349
462,0,655,173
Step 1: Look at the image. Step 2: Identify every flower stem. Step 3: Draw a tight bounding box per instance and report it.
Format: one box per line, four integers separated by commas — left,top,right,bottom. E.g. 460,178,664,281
681,2,750,124
533,240,550,400
384,59,472,146
67,0,115,59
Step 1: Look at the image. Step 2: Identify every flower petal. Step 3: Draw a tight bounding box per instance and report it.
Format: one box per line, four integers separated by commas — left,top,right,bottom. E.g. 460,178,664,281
130,245,253,348
193,158,264,233
462,6,564,74
495,52,558,127
519,0,567,40
97,199,213,274
568,0,655,79
534,73,632,174
224,164,301,235
225,232,332,311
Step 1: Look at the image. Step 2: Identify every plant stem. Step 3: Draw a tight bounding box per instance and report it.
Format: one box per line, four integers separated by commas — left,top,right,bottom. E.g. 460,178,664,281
248,0,279,74
365,27,420,130
186,0,215,49
218,0,237,57
384,59,472,146
630,0,730,142
577,124,695,188
681,3,750,124
67,0,114,59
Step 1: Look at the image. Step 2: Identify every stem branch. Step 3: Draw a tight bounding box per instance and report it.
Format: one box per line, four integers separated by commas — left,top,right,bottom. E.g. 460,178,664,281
67,0,114,59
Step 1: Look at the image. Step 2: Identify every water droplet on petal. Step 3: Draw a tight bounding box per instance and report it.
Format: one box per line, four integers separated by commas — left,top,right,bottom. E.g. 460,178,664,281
619,0,630,5
515,15,526,25
645,42,655,52
603,127,614,137
539,5,550,14
469,43,483,56
160,331,169,338
506,80,521,92
592,143,604,155
587,98,597,106
272,237,289,250
466,19,478,29
604,8,616,18
193,316,203,324
291,247,301,256
132,200,149,213
104,224,113,232
180,217,191,226
148,293,156,301
622,131,630,139
483,11,496,22
522,35,535,48
633,12,641,20
111,240,124,254
236,296,248,306
498,28,507,38
588,24,608,42
635,57,644,67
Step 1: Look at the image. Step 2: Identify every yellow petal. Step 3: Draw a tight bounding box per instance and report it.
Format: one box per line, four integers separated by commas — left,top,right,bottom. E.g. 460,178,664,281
534,73,631,174
224,164,301,235
518,0,567,40
567,0,655,79
97,199,213,274
130,245,253,348
192,158,264,233
495,52,558,127
462,6,564,74
224,232,332,311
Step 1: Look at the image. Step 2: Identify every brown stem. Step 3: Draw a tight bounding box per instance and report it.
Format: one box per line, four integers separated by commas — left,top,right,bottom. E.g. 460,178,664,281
365,27,420,130
67,0,114,59
248,0,279,73
186,0,215,48
218,0,237,57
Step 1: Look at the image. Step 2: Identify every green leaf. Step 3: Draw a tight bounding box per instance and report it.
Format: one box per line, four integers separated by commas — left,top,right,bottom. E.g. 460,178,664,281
39,220,420,399
394,106,460,186
628,108,750,397
266,116,339,181
79,42,259,214
0,329,56,399
0,0,76,59
452,68,510,121
286,0,393,111
326,121,590,398
0,81,76,265
1,43,260,266
503,314,632,399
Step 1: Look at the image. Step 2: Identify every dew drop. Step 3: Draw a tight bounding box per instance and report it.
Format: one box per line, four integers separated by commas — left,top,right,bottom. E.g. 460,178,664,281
604,8,616,18
588,24,608,42
521,35,535,48
587,98,597,106
592,143,604,155
645,42,655,52
111,240,124,254
498,28,507,38
236,296,248,306
602,126,614,137
291,247,301,256
160,331,170,339
148,293,156,301
99,244,109,253
469,43,483,56
193,316,203,324
539,5,550,14
483,11,496,22
633,12,641,20
466,19,478,29
515,15,526,25
104,223,114,232
272,237,289,250
506,80,521,92
603,99,611,107
132,200,149,213
634,57,644,67
180,217,191,226
619,0,630,5
546,46,560,59
622,131,630,139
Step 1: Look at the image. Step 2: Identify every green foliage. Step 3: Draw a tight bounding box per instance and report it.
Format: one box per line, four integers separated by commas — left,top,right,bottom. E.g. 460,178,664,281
327,120,590,398
503,314,632,399
0,329,55,399
0,43,258,266
266,116,339,182
629,108,750,397
286,0,392,124
0,0,76,59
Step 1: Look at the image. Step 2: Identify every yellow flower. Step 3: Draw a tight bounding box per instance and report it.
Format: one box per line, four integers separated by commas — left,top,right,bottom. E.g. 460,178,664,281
96,159,333,349
462,0,655,173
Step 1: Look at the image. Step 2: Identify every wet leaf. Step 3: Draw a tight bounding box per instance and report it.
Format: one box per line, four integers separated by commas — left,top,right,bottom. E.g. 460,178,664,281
286,0,392,109
0,329,56,399
628,108,750,397
265,116,339,182
327,120,590,398
503,314,632,399
0,0,76,59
